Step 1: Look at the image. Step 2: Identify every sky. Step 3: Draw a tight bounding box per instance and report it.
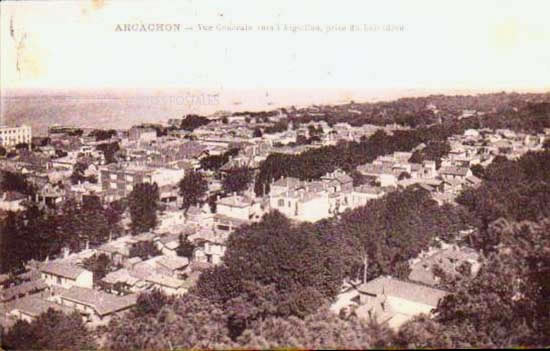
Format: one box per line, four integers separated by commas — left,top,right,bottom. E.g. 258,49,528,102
1,0,550,97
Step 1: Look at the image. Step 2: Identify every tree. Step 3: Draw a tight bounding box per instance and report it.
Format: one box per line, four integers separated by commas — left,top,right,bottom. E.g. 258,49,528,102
90,129,117,141
179,114,211,131
398,171,411,180
96,141,120,164
81,253,115,282
470,164,485,179
194,211,347,335
253,128,263,138
2,309,96,350
129,240,161,260
15,142,29,150
127,183,159,234
396,219,550,348
178,171,208,214
176,234,195,259
0,170,36,196
222,167,252,194
70,161,90,184
106,293,232,350
236,308,391,349
0,145,6,157
133,289,175,318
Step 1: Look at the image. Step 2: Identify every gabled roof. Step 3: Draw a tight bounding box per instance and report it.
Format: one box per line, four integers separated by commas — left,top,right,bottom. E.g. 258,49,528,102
271,177,303,189
156,256,189,271
357,164,394,176
439,166,469,177
6,295,74,317
358,275,447,307
1,280,48,302
59,286,137,316
145,274,185,289
40,262,89,280
102,268,140,286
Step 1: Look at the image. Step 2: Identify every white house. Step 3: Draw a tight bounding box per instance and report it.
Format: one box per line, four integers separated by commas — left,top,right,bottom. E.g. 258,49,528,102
40,262,93,289
355,276,448,330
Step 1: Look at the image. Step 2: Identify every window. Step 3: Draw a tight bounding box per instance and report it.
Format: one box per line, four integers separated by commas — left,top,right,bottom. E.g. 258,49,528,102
57,276,62,285
288,201,291,208
110,174,117,180
126,175,134,182
126,185,133,192
278,199,284,207
110,182,117,189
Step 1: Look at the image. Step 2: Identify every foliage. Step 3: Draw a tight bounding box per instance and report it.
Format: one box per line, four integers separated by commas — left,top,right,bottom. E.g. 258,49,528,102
194,211,347,335
236,308,392,349
127,183,159,234
200,148,240,172
82,253,116,282
90,129,117,141
222,166,252,194
132,289,175,318
409,141,451,169
179,114,211,131
253,127,263,138
395,219,550,348
96,141,120,164
0,170,36,196
2,309,96,350
0,199,121,273
178,170,208,213
106,293,232,350
456,151,550,235
129,240,161,260
334,187,478,281
176,234,195,259
70,161,96,184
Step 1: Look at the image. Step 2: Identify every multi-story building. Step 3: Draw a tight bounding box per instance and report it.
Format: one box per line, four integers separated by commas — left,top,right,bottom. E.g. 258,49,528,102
0,125,32,148
99,164,185,202
99,164,155,201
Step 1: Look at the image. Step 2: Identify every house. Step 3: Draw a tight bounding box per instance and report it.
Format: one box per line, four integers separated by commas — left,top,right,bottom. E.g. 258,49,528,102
269,190,332,222
216,194,261,222
54,286,137,325
438,166,472,181
128,127,157,143
0,280,48,303
155,233,182,256
357,164,397,187
0,191,27,211
96,243,130,265
155,255,190,277
355,276,448,329
188,228,229,265
101,268,147,294
6,296,75,323
35,183,66,208
350,185,385,208
409,245,481,287
465,175,482,189
99,164,155,201
321,169,354,192
40,262,93,289
213,213,248,233
269,177,304,196
145,274,189,295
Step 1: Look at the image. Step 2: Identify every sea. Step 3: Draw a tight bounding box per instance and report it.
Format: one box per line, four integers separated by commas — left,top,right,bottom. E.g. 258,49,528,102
0,87,456,136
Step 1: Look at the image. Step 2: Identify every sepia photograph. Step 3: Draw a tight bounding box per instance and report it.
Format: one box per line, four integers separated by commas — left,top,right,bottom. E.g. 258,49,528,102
0,0,549,349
